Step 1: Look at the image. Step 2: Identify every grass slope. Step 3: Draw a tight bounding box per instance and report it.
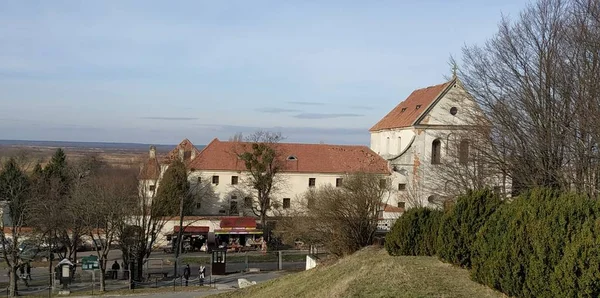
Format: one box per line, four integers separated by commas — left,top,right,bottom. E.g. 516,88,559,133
209,247,504,298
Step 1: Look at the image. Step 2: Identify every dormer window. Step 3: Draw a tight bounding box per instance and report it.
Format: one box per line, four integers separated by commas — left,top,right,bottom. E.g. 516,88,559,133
416,105,422,110
287,155,297,161
401,108,407,112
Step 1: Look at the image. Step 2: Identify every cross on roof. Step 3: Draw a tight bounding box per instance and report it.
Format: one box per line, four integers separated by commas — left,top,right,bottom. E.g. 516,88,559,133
452,63,458,78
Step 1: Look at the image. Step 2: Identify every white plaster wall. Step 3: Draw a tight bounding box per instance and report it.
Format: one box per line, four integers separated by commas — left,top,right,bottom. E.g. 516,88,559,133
384,127,458,208
188,170,393,216
420,83,483,126
370,129,415,157
188,170,354,215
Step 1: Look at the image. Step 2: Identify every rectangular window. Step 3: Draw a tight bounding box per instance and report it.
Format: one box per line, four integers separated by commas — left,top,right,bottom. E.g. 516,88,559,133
336,178,343,187
212,175,219,184
397,202,406,209
244,197,252,207
197,177,201,183
308,178,316,187
398,183,406,191
459,140,470,164
231,176,238,185
149,185,156,192
283,198,291,209
196,202,201,209
230,201,238,214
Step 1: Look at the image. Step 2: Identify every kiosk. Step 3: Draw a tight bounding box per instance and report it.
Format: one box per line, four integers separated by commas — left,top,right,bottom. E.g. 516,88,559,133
211,249,227,275
56,258,74,295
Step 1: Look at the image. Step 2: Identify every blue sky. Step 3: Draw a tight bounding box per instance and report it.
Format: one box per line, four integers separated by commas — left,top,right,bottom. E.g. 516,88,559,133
0,0,526,145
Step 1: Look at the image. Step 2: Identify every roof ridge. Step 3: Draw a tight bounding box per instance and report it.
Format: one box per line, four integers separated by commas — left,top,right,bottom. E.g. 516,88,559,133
369,79,455,132
219,140,370,148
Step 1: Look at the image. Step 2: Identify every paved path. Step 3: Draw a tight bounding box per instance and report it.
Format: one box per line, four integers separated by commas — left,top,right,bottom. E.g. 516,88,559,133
68,271,288,298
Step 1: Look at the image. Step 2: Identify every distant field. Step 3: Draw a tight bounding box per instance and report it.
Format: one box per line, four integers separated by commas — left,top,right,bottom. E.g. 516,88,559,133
209,247,504,298
0,140,204,169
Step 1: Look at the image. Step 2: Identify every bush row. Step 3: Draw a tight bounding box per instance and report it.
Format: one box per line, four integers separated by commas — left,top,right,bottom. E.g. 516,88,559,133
385,207,442,256
385,188,600,298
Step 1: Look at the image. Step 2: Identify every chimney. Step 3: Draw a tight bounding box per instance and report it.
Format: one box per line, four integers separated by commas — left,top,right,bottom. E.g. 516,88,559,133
191,149,196,160
178,147,184,161
149,146,156,159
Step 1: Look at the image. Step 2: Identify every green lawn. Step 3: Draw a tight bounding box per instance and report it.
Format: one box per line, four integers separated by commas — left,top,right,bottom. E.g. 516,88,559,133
207,247,506,298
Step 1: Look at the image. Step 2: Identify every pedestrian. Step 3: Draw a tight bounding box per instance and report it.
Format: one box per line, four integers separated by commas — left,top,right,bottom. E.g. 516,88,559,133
198,265,205,285
261,238,267,255
198,265,205,279
183,264,191,286
111,260,120,280
26,262,31,280
19,264,28,287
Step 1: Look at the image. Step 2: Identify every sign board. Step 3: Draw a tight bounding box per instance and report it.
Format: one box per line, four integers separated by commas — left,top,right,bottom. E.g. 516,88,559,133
81,255,99,270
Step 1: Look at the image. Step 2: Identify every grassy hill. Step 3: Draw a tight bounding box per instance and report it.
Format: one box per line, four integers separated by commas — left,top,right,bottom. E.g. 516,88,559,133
210,247,504,298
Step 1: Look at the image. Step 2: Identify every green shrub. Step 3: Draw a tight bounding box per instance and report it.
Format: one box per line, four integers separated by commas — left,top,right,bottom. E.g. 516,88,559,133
436,188,502,268
385,207,442,256
470,193,531,297
471,188,600,298
551,219,600,297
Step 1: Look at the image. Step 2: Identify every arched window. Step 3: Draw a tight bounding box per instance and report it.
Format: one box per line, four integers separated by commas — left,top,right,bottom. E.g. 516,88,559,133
432,139,441,164
385,136,390,154
459,140,470,164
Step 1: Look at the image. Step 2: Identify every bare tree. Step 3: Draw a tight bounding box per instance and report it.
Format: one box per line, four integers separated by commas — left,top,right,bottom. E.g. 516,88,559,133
459,0,600,195
275,173,392,256
77,167,138,291
234,131,286,239
228,132,244,142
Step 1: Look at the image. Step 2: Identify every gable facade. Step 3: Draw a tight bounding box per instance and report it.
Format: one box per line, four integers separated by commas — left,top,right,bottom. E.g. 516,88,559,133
370,77,490,208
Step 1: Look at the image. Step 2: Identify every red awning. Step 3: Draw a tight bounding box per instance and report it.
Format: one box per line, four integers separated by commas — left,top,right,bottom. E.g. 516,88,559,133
173,226,209,234
219,217,257,229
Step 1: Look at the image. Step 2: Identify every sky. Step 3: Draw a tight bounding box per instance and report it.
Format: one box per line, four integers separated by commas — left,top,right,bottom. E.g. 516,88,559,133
0,0,526,146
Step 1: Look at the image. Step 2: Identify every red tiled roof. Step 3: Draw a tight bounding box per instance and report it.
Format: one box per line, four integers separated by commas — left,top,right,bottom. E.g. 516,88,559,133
381,203,404,213
370,80,453,131
162,139,201,164
139,156,160,180
187,139,390,174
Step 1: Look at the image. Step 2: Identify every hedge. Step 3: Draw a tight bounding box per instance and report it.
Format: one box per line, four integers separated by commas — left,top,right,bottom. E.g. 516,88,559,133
436,188,502,268
471,189,600,298
385,207,442,256
385,188,600,298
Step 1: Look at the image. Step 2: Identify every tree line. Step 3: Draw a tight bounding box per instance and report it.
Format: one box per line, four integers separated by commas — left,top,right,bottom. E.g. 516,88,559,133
0,149,195,295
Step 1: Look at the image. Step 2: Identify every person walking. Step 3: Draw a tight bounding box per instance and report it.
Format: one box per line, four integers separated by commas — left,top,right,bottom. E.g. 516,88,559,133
111,260,120,280
19,264,28,287
183,264,191,286
198,265,206,286
26,262,31,280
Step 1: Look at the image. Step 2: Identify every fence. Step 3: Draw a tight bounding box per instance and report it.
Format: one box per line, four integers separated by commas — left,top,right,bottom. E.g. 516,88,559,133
1,250,329,296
